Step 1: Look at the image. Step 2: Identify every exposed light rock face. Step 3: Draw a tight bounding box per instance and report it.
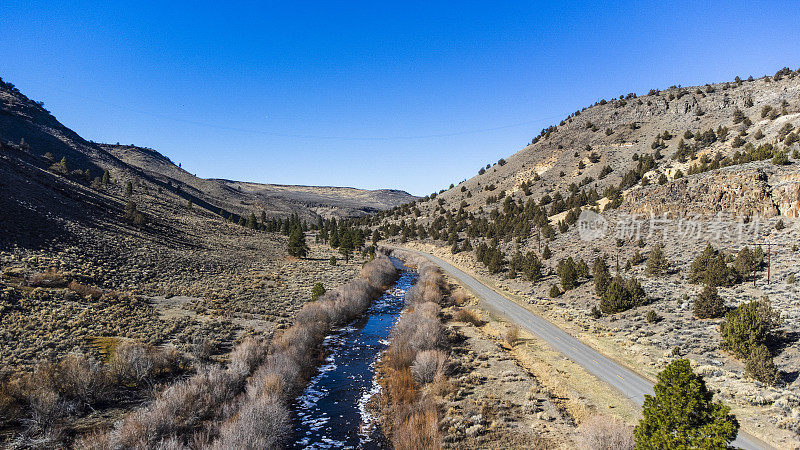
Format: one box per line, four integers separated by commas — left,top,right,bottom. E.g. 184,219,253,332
773,172,800,218
622,165,800,219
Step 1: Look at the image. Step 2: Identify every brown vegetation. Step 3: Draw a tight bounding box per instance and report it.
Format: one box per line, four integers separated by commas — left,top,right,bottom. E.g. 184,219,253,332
39,254,398,447
576,415,635,450
377,250,451,449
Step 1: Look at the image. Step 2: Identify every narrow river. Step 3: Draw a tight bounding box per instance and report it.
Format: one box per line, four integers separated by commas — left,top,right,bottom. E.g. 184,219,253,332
291,260,416,449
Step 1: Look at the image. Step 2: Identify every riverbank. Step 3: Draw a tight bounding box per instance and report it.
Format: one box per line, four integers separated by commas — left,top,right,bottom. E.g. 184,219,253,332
66,253,398,448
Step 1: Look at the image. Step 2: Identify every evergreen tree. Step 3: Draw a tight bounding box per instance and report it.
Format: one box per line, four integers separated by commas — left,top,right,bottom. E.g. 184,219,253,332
330,229,340,248
745,344,779,385
288,226,309,258
102,169,110,184
634,359,738,449
311,282,326,301
125,180,133,196
645,244,669,276
556,257,579,290
372,229,381,245
720,297,780,359
694,285,725,319
593,257,611,297
123,201,148,227
246,212,257,229
339,234,353,262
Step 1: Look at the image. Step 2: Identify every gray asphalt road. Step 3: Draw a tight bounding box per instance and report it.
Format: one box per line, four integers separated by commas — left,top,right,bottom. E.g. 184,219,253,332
403,248,770,450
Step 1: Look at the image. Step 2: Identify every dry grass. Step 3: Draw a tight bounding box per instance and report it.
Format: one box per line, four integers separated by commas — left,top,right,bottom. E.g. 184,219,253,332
67,280,104,299
26,269,66,287
575,415,635,450
451,288,472,306
504,324,520,347
453,308,484,326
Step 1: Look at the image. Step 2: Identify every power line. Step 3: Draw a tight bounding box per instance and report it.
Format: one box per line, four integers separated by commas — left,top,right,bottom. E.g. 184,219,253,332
26,81,569,142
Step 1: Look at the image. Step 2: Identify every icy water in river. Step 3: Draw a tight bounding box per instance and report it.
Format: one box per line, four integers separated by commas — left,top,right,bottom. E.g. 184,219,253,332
291,262,417,449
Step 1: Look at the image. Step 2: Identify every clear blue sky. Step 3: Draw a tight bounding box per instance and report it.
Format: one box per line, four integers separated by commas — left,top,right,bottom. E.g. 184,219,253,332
2,1,799,196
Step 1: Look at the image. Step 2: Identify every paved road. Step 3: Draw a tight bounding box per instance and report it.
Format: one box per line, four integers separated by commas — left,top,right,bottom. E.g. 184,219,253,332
402,248,770,450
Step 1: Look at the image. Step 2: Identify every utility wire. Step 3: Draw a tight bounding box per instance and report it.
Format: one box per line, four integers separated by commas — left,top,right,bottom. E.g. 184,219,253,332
26,81,569,142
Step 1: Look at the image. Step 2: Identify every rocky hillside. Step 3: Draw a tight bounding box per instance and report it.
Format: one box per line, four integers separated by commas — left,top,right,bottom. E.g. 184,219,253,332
363,67,800,448
419,67,800,218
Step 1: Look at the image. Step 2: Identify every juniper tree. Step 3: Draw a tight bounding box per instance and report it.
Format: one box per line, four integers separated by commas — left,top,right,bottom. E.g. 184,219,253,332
720,297,781,359
634,359,738,449
645,244,669,276
693,285,725,319
123,201,148,227
745,344,779,385
592,257,611,297
246,213,257,229
311,283,326,301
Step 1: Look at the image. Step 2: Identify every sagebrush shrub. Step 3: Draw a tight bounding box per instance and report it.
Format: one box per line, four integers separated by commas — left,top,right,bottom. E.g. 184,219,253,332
577,415,634,450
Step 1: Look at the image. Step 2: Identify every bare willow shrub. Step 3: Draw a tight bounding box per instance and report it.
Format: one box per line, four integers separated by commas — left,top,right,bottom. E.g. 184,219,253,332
73,429,112,450
59,352,112,407
246,366,290,401
213,393,290,450
405,269,444,306
384,368,418,407
272,326,319,375
409,317,446,352
295,301,331,328
112,366,242,448
111,341,156,385
361,254,398,288
393,401,441,450
227,337,269,375
385,342,417,371
576,415,634,450
411,350,448,384
416,301,440,319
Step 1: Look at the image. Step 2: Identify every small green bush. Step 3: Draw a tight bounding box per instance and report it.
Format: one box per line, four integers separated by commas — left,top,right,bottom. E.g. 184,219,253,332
311,283,326,301
549,284,562,298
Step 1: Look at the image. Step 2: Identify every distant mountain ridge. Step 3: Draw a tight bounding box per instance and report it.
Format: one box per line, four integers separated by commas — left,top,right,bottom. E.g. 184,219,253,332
0,76,415,250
